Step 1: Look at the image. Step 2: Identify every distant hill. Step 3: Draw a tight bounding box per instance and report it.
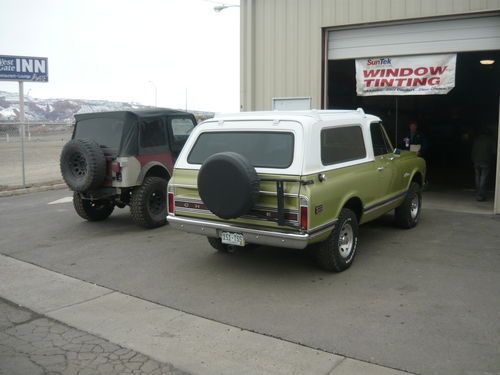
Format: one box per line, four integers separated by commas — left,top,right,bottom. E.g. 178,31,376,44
0,91,214,123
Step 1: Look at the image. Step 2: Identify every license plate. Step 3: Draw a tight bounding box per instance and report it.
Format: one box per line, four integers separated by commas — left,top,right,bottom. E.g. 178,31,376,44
220,232,245,246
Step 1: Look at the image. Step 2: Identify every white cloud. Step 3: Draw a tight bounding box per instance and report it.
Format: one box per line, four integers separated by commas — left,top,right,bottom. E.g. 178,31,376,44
0,0,240,112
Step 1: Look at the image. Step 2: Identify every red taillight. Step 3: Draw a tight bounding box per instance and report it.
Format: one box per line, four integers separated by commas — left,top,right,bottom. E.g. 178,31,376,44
111,161,121,173
300,205,308,231
168,192,175,214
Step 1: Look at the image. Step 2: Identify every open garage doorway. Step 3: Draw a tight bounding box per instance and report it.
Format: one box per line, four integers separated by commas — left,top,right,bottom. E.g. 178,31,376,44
326,50,500,213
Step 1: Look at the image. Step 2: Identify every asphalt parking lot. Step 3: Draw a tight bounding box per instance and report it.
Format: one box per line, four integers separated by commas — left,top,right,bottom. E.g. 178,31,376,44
1,189,499,375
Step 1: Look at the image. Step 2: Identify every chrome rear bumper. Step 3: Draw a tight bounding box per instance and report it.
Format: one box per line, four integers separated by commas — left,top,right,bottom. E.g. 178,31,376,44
168,215,314,249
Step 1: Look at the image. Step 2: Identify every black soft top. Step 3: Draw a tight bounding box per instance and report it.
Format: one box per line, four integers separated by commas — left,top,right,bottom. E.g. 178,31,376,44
74,108,189,123
73,109,193,156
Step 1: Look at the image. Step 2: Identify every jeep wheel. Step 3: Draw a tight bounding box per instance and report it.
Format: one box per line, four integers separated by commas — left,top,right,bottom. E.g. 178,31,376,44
60,139,107,192
315,208,359,272
198,152,260,219
395,182,422,229
73,192,115,221
130,177,168,228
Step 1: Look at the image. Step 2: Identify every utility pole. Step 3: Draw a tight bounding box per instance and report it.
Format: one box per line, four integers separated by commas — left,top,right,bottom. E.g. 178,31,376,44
19,81,26,187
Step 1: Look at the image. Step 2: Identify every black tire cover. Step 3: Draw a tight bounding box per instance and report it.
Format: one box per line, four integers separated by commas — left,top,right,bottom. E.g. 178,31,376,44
198,152,260,219
60,139,107,192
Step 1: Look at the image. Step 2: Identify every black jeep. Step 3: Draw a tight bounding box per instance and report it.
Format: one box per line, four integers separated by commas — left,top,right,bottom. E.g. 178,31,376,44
60,109,197,228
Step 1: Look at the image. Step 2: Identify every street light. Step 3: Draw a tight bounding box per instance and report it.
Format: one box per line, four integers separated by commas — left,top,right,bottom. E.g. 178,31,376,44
147,80,158,107
214,4,239,12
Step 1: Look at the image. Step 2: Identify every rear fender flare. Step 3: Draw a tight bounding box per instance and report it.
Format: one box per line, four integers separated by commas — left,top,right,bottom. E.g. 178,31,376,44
137,162,170,185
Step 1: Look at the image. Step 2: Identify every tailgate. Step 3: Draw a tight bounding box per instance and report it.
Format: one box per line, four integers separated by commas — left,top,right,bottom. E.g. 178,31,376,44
171,169,306,231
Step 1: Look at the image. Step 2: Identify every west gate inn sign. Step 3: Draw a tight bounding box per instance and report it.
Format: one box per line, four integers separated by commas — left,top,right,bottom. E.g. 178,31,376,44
0,55,49,82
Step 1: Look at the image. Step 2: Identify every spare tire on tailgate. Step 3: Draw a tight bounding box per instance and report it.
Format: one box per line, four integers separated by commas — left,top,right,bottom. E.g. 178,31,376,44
60,139,106,192
198,152,260,219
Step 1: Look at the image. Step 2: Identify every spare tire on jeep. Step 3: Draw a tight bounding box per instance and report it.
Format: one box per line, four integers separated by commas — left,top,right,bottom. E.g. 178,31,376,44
198,152,260,219
60,139,107,192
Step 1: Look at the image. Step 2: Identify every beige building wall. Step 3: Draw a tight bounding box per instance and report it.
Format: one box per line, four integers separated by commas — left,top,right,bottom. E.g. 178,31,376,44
240,0,500,111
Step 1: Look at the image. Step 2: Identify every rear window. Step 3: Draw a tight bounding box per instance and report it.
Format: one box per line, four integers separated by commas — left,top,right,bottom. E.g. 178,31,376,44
188,131,294,168
321,126,366,165
74,118,124,149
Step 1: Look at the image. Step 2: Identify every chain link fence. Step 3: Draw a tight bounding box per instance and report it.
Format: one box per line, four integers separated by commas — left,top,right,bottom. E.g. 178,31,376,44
0,122,73,190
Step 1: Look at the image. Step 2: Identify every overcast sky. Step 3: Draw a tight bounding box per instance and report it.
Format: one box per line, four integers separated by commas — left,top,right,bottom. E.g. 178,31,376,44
0,0,240,112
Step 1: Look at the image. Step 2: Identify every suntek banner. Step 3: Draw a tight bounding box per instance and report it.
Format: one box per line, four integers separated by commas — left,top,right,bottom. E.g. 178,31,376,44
355,54,456,96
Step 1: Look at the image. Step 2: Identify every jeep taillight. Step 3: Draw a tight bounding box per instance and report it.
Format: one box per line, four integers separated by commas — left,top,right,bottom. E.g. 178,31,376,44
168,192,175,215
111,161,121,173
300,196,308,231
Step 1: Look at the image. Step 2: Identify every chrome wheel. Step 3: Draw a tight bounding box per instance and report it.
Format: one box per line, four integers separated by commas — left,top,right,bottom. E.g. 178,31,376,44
410,195,420,220
338,222,354,258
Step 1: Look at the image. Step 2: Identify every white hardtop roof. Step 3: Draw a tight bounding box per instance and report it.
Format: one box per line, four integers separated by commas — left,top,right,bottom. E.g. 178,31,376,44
209,109,380,126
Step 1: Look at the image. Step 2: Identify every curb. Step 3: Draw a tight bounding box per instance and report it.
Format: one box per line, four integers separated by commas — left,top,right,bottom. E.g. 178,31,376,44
0,183,67,198
0,254,414,375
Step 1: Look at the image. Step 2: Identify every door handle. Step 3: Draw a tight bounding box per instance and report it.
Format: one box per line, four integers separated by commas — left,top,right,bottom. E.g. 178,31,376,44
377,167,384,171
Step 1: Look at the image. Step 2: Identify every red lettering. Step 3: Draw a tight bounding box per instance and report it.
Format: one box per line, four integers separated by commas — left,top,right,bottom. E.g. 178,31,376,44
400,68,413,77
384,68,399,77
380,79,394,87
428,77,440,85
364,79,375,87
414,67,428,76
363,70,381,78
412,77,427,86
429,65,447,75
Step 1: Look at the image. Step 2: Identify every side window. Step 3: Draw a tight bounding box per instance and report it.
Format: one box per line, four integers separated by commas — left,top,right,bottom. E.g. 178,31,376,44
140,119,166,148
321,126,366,165
171,117,195,145
370,123,391,156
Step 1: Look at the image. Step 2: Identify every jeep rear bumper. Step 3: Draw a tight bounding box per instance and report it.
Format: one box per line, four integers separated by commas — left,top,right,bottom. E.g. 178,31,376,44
168,215,315,249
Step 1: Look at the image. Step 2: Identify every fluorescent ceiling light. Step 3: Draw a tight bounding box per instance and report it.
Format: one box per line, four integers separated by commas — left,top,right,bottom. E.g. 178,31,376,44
480,59,495,65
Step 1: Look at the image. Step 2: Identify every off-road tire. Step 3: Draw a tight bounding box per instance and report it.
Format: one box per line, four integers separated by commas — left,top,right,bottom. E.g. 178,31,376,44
130,177,168,229
207,237,230,253
73,192,114,221
60,139,106,192
315,208,359,272
395,182,422,229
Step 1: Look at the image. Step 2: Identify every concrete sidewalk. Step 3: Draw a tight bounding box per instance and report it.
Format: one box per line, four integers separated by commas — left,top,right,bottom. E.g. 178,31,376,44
0,298,186,375
0,254,412,375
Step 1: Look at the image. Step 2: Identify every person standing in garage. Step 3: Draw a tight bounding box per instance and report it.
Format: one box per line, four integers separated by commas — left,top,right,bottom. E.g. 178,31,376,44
471,129,496,201
401,120,429,159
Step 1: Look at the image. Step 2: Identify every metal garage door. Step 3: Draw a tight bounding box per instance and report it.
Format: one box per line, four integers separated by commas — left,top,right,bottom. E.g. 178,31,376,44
328,15,500,60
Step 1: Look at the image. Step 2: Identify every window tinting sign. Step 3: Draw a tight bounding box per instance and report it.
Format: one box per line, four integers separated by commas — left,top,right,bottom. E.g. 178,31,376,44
0,55,48,82
355,54,456,96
